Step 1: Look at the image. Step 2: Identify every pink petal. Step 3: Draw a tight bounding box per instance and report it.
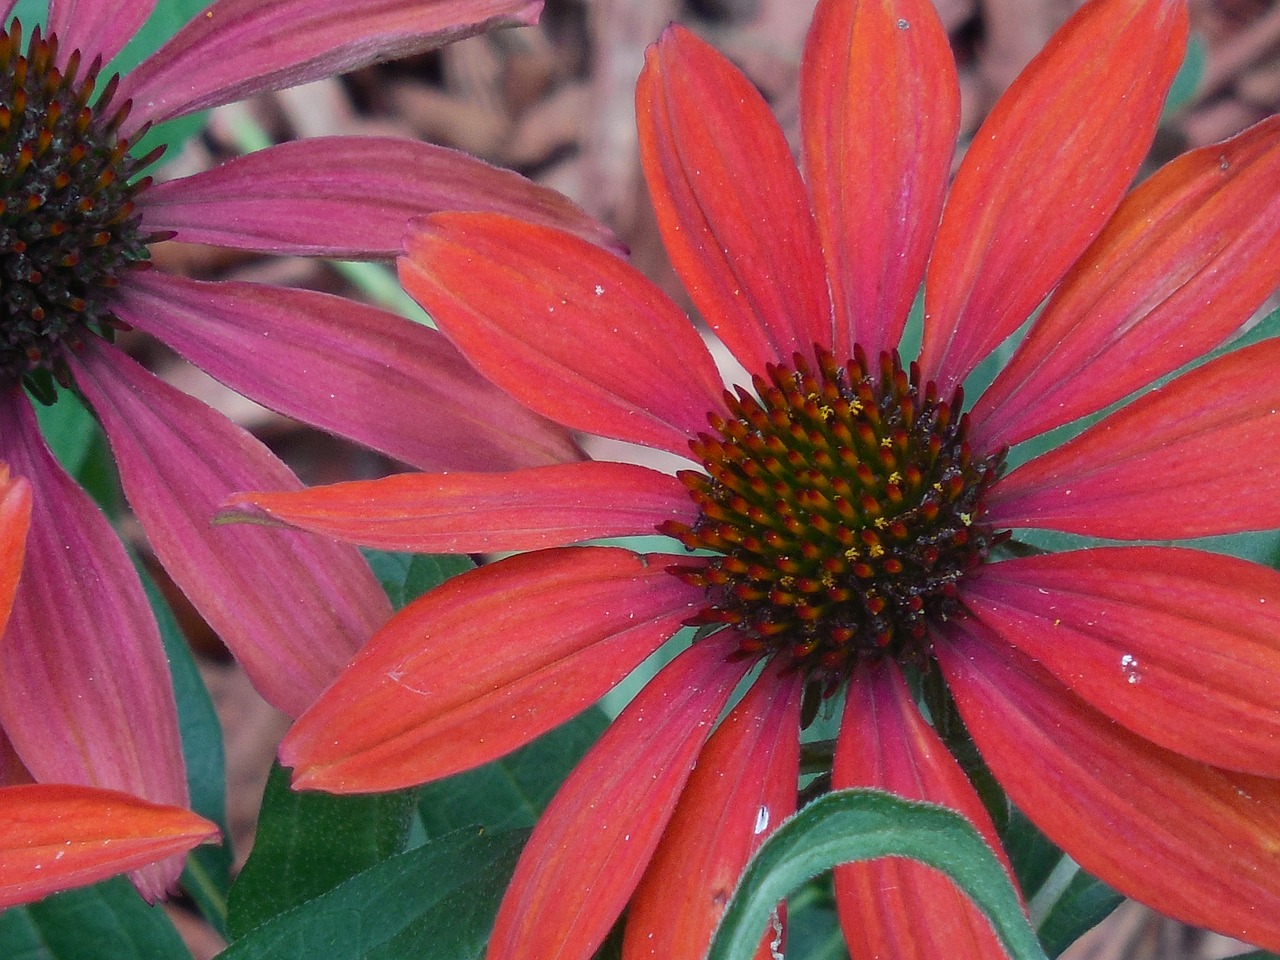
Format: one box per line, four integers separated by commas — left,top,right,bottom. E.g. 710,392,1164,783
986,338,1280,539
47,0,154,68
937,621,1280,952
0,465,31,627
283,547,705,792
113,271,580,472
1,3,15,24
637,25,833,373
800,0,959,361
919,0,1189,394
117,0,543,134
624,660,802,960
488,631,752,960
0,784,218,909
226,461,696,553
0,392,188,901
973,114,1280,449
833,660,1014,960
68,340,391,718
400,214,728,458
137,136,620,257
965,548,1280,777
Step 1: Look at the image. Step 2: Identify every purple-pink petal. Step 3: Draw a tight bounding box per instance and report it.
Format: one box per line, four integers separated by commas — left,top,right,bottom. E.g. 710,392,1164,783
137,136,620,258
116,0,543,135
68,340,392,718
47,0,155,69
112,271,581,472
0,389,187,901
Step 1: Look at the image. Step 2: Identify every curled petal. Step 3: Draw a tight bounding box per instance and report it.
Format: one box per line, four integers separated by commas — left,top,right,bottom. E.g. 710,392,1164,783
920,0,1188,393
987,338,1280,539
112,271,580,472
939,622,1280,951
801,0,959,360
0,784,218,909
400,214,727,458
624,661,803,960
284,547,704,792
638,25,833,372
488,631,752,960
68,341,391,718
47,0,155,69
974,114,1280,448
227,461,695,554
118,0,543,134
138,136,620,258
0,465,31,626
833,661,1013,960
966,548,1280,777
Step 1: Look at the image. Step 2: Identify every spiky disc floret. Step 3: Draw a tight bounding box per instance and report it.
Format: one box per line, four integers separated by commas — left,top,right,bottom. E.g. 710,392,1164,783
1,20,156,400
661,347,1005,684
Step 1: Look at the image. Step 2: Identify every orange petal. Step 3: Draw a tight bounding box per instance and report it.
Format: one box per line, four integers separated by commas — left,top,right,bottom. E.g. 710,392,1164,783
0,784,218,908
0,465,31,629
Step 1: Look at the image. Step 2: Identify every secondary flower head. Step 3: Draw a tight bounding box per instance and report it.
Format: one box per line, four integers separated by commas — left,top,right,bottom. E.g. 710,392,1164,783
235,0,1280,954
0,0,602,900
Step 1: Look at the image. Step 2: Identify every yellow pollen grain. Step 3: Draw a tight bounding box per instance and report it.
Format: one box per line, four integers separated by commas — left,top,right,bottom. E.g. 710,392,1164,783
960,512,973,525
880,437,892,448
869,543,885,558
874,517,889,530
888,471,902,485
843,547,860,561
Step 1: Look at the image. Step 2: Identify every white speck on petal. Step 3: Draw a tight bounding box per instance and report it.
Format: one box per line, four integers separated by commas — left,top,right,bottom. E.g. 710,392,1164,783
754,805,770,835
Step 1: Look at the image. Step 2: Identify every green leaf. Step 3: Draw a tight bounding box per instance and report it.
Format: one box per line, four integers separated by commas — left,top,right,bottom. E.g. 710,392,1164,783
0,876,192,960
1034,867,1123,959
1163,33,1207,118
1226,952,1280,960
707,789,1047,960
1000,808,1064,902
136,563,233,936
417,707,609,838
33,388,120,514
217,828,526,960
364,550,474,611
226,765,419,940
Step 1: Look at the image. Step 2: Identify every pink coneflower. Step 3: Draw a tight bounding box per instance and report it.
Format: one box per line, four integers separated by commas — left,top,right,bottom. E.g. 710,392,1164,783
0,0,598,899
234,0,1280,955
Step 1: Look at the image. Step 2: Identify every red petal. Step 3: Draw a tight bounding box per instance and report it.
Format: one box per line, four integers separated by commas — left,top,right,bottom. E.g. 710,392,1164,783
966,548,1280,777
937,621,1280,952
118,0,543,133
400,214,727,458
0,784,217,909
987,338,1280,539
0,465,31,628
69,341,391,718
624,660,802,960
0,394,188,901
800,0,959,361
638,26,833,373
283,547,704,792
974,114,1280,449
920,0,1189,394
113,271,580,472
227,461,695,553
833,661,1014,960
488,631,752,960
47,0,154,68
138,136,619,257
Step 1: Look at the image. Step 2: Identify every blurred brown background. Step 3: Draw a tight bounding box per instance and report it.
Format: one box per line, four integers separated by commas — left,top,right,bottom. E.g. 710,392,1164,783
144,0,1280,956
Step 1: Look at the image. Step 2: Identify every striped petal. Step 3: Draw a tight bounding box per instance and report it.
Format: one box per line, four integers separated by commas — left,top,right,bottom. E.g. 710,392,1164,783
920,0,1188,394
800,0,959,361
987,338,1280,539
227,461,695,553
0,784,217,909
0,393,187,901
834,660,1014,960
973,114,1280,449
47,0,154,68
488,631,752,960
283,547,704,792
113,271,580,472
117,0,543,134
400,213,727,458
624,661,802,960
937,622,1280,952
638,25,833,373
138,136,620,258
0,464,30,626
965,548,1280,777
69,341,391,718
